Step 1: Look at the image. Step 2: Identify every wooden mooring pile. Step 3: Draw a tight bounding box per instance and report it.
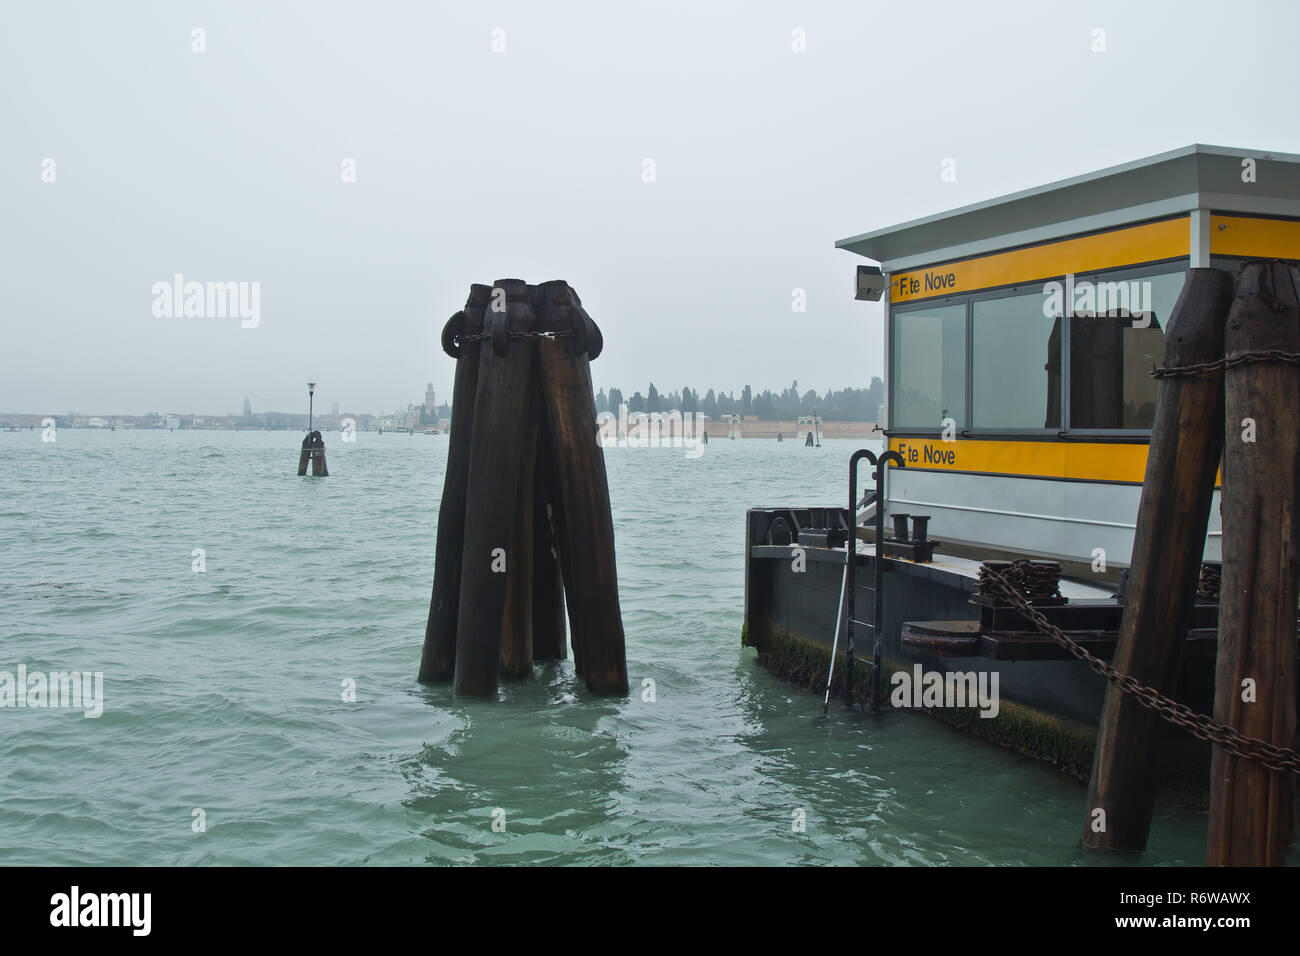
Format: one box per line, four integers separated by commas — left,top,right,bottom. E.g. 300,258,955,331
297,431,328,476
1082,261,1300,865
297,382,328,476
417,280,628,698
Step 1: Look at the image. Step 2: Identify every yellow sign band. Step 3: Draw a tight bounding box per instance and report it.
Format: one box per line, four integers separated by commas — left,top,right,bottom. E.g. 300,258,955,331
891,218,1190,303
1209,215,1300,259
889,436,1154,485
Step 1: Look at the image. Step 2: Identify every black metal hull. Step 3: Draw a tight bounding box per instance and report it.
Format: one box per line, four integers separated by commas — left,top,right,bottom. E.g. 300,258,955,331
743,508,1219,782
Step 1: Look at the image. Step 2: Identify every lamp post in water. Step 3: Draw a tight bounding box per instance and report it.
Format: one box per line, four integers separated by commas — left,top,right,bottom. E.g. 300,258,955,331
298,381,328,476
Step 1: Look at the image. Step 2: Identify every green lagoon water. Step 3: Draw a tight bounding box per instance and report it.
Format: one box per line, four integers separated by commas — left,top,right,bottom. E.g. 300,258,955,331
0,428,1254,865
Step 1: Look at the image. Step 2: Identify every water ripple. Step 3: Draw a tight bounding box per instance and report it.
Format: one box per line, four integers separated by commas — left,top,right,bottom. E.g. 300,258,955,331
0,429,1246,866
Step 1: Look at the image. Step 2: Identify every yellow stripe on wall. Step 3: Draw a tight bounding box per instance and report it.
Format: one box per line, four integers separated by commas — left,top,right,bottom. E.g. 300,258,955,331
891,217,1190,303
888,437,1151,483
1209,215,1300,259
887,436,1224,486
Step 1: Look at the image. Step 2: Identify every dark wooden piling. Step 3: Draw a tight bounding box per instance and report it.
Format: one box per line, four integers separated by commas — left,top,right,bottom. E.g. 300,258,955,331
544,444,584,677
418,286,489,683
535,280,628,695
531,408,568,662
1207,260,1300,866
298,431,328,476
313,433,328,477
499,374,539,680
1082,268,1234,852
454,279,539,697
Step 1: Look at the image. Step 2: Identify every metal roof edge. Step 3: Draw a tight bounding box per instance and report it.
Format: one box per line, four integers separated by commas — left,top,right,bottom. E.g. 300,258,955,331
835,144,1300,262
875,196,1200,274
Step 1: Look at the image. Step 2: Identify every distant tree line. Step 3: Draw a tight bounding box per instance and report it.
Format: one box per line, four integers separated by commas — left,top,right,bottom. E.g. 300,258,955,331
592,379,885,421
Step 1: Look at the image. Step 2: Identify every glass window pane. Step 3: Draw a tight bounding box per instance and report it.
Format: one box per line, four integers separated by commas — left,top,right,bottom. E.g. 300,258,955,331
892,304,966,429
1070,270,1183,429
972,290,1061,429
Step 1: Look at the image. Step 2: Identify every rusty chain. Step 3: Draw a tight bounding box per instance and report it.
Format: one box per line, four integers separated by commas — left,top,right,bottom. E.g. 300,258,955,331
456,329,574,344
1151,349,1300,378
979,565,1300,774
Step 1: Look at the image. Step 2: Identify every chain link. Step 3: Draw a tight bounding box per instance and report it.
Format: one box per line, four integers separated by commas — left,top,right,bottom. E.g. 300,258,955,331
979,565,1300,774
456,329,574,344
1151,349,1300,378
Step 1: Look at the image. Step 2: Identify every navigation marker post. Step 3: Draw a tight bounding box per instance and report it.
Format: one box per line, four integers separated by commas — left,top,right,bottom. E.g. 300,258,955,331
297,380,329,476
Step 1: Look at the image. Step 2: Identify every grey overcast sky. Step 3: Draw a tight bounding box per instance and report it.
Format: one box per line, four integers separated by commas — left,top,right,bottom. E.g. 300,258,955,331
2,0,1297,416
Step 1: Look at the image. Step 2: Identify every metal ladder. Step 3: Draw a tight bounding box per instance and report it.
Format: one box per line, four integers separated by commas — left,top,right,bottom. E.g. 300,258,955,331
842,448,904,713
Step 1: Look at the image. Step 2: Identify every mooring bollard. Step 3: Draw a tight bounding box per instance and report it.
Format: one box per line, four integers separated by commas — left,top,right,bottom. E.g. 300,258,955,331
419,286,489,683
419,279,627,698
297,431,329,476
1207,260,1300,866
1082,268,1234,853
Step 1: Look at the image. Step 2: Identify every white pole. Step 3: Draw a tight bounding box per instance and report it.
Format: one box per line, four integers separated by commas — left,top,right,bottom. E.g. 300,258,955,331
822,553,851,715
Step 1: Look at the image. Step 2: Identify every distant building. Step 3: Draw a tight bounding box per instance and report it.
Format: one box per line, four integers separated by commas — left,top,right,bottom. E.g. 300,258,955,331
331,402,340,417
419,385,439,426
243,397,252,420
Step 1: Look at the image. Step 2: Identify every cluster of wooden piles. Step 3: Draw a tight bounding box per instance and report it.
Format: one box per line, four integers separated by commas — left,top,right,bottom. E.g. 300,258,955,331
297,431,328,476
1084,261,1300,866
417,280,628,698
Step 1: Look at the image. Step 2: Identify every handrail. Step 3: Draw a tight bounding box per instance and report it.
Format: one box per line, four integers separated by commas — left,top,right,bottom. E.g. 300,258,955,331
869,451,904,712
841,449,905,712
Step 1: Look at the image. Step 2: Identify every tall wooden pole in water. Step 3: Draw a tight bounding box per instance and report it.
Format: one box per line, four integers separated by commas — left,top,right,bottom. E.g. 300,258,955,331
535,280,628,695
454,280,539,697
1207,260,1300,866
1082,268,1234,852
419,286,489,682
531,407,568,662
499,381,539,679
541,438,583,677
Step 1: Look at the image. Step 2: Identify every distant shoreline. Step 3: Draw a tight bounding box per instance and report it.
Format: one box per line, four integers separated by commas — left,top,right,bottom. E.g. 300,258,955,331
721,420,879,439
0,414,880,437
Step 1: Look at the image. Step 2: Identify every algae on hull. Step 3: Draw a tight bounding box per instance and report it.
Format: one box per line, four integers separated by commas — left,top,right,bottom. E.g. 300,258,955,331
745,621,1107,785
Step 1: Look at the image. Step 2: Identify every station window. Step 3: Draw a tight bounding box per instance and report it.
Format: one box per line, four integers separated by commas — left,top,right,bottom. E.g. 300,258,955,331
972,289,1061,430
892,303,965,429
1069,269,1184,430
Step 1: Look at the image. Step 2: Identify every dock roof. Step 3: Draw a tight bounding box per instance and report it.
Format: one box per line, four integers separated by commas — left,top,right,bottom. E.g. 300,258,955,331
836,144,1300,272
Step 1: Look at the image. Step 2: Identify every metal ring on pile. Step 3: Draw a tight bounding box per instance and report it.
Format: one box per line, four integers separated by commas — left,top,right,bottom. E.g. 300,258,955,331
441,311,465,359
